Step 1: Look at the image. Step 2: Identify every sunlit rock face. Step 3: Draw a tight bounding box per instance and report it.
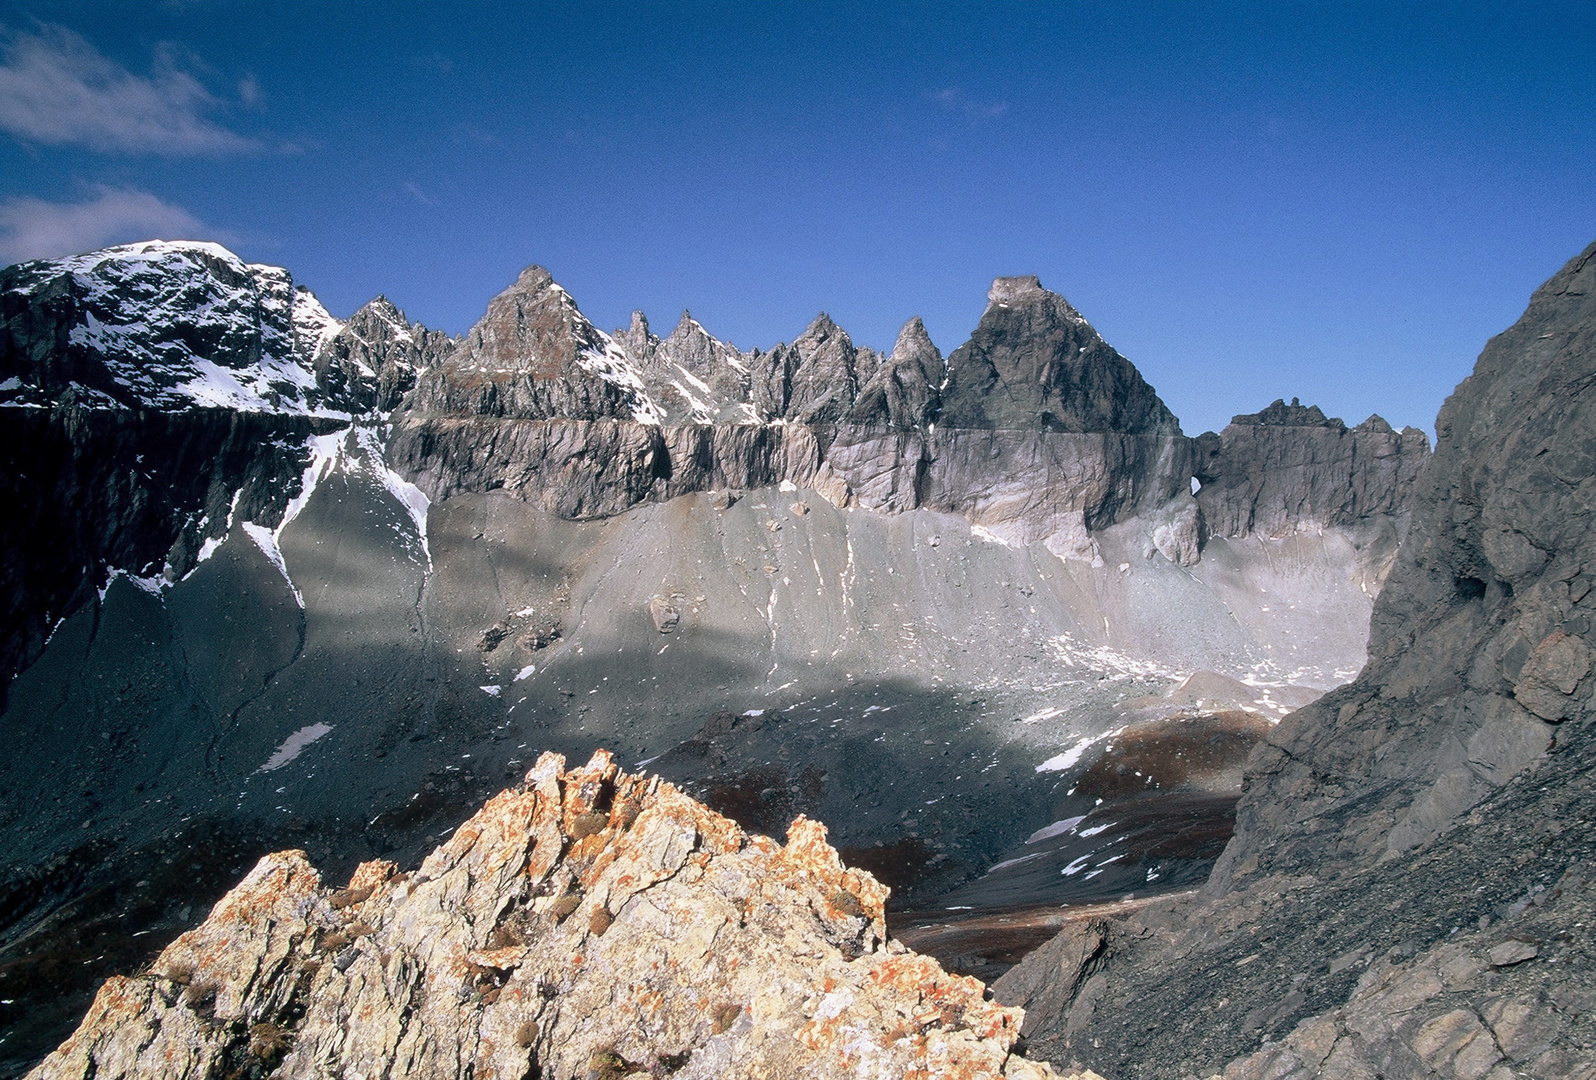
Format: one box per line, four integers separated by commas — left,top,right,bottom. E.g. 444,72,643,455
28,750,1068,1080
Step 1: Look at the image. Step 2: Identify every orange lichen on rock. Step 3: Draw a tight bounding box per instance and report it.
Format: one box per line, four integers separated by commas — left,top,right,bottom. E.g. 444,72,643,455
28,750,1059,1080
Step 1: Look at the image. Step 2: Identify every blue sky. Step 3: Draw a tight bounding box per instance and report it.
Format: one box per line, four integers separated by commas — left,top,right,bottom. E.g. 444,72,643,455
1,2,1592,436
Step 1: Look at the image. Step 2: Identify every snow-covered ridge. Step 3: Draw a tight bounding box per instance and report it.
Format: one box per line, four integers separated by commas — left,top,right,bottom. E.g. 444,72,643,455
1,239,379,418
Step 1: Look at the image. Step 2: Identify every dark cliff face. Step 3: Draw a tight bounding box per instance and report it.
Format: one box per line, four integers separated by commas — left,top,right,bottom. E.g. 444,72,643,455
995,240,1596,1080
1193,397,1431,539
0,242,443,701
939,276,1181,435
0,404,345,708
1222,240,1596,885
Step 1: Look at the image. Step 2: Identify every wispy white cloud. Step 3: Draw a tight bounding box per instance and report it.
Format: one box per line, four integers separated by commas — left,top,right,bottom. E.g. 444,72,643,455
0,25,259,155
238,72,263,110
932,86,1009,121
0,187,219,263
403,181,437,206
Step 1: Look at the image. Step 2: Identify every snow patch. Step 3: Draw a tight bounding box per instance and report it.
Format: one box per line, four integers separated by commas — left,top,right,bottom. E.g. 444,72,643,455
353,427,431,567
983,851,1045,875
1061,854,1093,877
480,685,502,697
258,723,334,773
1036,727,1125,773
241,522,303,607
514,665,536,682
1026,816,1086,844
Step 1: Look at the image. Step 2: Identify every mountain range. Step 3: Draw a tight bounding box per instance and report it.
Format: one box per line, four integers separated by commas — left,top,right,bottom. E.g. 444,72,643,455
5,235,1579,1079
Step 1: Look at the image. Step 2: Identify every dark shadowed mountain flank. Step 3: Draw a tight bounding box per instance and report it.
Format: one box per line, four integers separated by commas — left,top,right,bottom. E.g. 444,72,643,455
0,237,1477,1078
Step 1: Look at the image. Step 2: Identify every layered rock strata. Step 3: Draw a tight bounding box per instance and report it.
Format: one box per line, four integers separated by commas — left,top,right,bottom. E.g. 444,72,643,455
29,750,1066,1080
390,270,1199,563
994,241,1596,1078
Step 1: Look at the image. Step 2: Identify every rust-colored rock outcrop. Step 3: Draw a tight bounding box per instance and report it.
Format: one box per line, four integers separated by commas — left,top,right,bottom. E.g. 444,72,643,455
30,750,1062,1080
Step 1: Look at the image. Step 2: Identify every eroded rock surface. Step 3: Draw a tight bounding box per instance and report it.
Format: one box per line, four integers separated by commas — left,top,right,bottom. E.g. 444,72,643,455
29,750,1064,1080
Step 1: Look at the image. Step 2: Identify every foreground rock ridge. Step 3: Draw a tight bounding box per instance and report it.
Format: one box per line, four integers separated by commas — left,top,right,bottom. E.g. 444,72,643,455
995,241,1596,1077
29,750,1068,1080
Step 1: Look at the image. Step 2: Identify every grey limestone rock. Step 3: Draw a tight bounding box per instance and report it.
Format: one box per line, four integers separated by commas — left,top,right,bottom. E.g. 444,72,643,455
849,315,946,430
939,276,1181,435
1193,398,1431,540
996,237,1596,1080
784,312,868,425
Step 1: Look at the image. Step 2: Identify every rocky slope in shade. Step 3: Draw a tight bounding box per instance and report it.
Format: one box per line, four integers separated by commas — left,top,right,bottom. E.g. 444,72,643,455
28,749,1070,1080
993,240,1596,1079
1193,397,1430,541
0,241,451,698
0,403,345,707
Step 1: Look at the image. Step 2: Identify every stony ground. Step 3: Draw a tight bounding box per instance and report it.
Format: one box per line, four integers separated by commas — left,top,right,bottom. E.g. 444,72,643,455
996,711,1596,1079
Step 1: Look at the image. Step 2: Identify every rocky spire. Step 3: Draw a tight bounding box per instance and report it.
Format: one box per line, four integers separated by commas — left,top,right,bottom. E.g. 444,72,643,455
785,312,862,425
850,315,946,429
939,275,1180,435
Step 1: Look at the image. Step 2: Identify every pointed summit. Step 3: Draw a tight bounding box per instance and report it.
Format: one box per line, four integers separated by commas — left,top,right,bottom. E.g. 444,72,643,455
407,266,659,423
613,310,658,366
940,275,1178,435
850,316,946,429
786,312,863,425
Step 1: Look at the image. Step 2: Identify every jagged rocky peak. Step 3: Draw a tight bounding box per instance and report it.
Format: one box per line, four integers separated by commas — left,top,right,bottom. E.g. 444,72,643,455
315,294,455,412
32,749,1064,1080
1193,397,1430,541
608,307,757,424
452,264,600,376
779,311,873,425
406,265,661,423
613,309,658,362
849,315,946,429
940,273,1181,435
